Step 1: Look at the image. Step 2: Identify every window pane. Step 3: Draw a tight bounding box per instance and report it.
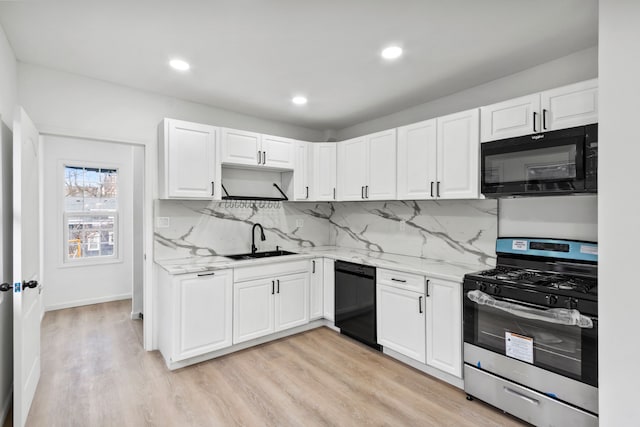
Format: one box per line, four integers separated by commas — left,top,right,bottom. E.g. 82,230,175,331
64,166,118,212
67,215,116,259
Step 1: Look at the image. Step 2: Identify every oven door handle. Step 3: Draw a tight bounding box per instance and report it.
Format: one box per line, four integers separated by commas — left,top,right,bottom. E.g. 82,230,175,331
466,290,594,328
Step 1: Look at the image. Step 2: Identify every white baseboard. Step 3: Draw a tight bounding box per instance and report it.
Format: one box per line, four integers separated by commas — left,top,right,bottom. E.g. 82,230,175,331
0,384,12,426
45,293,131,311
383,348,464,389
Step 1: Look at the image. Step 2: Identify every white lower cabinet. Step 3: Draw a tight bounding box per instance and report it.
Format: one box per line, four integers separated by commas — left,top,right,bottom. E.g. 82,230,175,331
158,269,233,363
377,284,426,363
233,272,309,344
310,258,324,320
322,258,335,322
425,277,462,377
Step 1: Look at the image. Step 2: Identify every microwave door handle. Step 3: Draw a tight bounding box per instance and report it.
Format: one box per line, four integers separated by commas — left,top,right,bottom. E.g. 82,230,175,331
466,290,594,328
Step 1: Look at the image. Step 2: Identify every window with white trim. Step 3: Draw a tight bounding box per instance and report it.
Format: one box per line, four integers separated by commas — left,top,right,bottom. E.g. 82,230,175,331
64,166,118,262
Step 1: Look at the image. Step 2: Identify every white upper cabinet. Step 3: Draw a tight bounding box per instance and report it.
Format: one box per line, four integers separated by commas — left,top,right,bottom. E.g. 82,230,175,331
480,94,541,142
337,137,368,200
312,143,337,201
397,119,437,200
481,79,598,142
337,130,397,201
221,128,294,169
541,79,598,131
437,109,480,199
158,118,219,200
367,129,397,200
220,127,262,166
293,141,312,200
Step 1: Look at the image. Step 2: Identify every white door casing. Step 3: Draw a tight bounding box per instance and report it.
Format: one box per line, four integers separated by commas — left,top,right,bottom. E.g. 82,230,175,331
13,107,43,427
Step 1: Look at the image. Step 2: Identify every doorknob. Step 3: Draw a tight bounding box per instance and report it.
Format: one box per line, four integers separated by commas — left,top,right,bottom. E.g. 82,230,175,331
23,280,38,289
0,283,12,292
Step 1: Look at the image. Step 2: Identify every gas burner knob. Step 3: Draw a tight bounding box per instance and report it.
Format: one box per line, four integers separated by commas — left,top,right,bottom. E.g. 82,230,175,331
545,295,558,306
475,281,487,292
564,298,578,309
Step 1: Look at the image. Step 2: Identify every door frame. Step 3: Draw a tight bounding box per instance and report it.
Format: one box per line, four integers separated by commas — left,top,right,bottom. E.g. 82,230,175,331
39,128,154,350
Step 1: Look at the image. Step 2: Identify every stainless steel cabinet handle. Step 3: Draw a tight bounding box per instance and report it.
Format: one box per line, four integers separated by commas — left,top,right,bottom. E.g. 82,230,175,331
333,188,336,199
533,112,538,133
391,278,407,283
419,296,423,314
277,279,280,294
197,272,215,277
272,280,275,295
430,181,434,197
365,185,369,198
257,151,261,164
436,182,441,198
503,387,539,405
426,279,430,297
312,260,316,273
361,186,365,199
306,186,309,199
211,181,215,196
542,109,548,130
263,151,267,165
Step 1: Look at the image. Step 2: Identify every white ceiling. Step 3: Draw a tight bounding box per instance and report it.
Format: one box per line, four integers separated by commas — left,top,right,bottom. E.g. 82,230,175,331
0,0,598,131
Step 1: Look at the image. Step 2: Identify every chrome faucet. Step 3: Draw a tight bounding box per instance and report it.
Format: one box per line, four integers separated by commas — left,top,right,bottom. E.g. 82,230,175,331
251,223,266,254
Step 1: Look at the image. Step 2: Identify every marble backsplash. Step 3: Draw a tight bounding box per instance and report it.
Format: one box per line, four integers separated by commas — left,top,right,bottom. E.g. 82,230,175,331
154,199,497,267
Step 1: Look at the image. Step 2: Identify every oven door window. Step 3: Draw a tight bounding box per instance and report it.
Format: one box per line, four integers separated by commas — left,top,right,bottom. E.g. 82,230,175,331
465,295,597,387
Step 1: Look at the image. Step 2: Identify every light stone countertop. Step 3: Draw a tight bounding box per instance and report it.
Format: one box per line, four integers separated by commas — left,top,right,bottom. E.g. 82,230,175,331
155,246,486,282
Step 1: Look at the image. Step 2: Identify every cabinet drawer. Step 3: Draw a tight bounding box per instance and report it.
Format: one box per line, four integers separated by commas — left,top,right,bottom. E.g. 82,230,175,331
377,268,425,293
234,260,309,283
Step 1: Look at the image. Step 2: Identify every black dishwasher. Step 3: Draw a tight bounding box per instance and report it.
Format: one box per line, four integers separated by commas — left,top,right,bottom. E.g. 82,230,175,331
334,261,380,350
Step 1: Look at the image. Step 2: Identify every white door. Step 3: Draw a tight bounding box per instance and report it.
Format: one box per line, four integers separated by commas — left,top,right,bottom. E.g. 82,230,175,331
541,79,598,131
173,270,232,361
480,94,541,142
397,119,437,200
13,108,43,427
312,143,336,201
425,277,462,378
293,141,310,200
275,273,309,332
166,119,218,199
262,135,294,169
377,284,426,363
220,128,261,166
322,259,335,322
366,129,397,200
337,137,367,200
437,109,480,200
309,259,323,320
232,278,275,344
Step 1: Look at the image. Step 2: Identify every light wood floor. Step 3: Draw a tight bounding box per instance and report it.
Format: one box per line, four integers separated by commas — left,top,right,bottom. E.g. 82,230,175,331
15,300,526,426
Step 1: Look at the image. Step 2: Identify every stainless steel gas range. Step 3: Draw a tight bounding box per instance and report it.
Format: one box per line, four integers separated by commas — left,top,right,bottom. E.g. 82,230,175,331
463,238,598,427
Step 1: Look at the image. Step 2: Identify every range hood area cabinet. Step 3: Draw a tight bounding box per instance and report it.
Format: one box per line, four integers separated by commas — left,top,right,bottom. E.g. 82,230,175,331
337,129,397,201
397,109,480,200
220,127,295,170
480,79,598,142
158,118,221,200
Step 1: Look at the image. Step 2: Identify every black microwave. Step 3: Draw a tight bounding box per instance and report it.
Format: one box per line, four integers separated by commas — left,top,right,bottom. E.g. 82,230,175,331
481,124,597,197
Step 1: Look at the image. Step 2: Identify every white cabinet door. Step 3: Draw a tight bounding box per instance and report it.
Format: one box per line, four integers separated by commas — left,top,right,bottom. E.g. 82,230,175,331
221,127,261,166
323,258,335,322
366,129,397,200
309,258,324,320
161,119,218,199
233,278,275,344
425,277,462,378
293,141,311,200
541,79,598,131
312,143,337,201
174,271,232,361
275,273,309,332
337,137,367,200
262,134,295,169
397,119,437,200
480,94,541,142
437,109,480,200
377,284,426,363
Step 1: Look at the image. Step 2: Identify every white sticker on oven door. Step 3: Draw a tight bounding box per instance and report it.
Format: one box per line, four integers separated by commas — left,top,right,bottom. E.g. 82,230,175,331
512,240,528,251
580,245,598,255
505,332,534,364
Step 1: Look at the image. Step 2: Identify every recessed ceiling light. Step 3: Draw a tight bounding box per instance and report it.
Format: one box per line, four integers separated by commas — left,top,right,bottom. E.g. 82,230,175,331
169,59,190,71
292,96,308,105
381,46,403,60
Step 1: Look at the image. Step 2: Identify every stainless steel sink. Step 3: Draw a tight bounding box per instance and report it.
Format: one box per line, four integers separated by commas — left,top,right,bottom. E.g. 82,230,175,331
225,250,298,260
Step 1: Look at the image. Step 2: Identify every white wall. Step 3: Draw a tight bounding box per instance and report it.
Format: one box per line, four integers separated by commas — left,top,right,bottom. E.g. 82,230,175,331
336,47,598,140
599,2,640,425
499,195,597,241
0,24,17,130
42,135,136,310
